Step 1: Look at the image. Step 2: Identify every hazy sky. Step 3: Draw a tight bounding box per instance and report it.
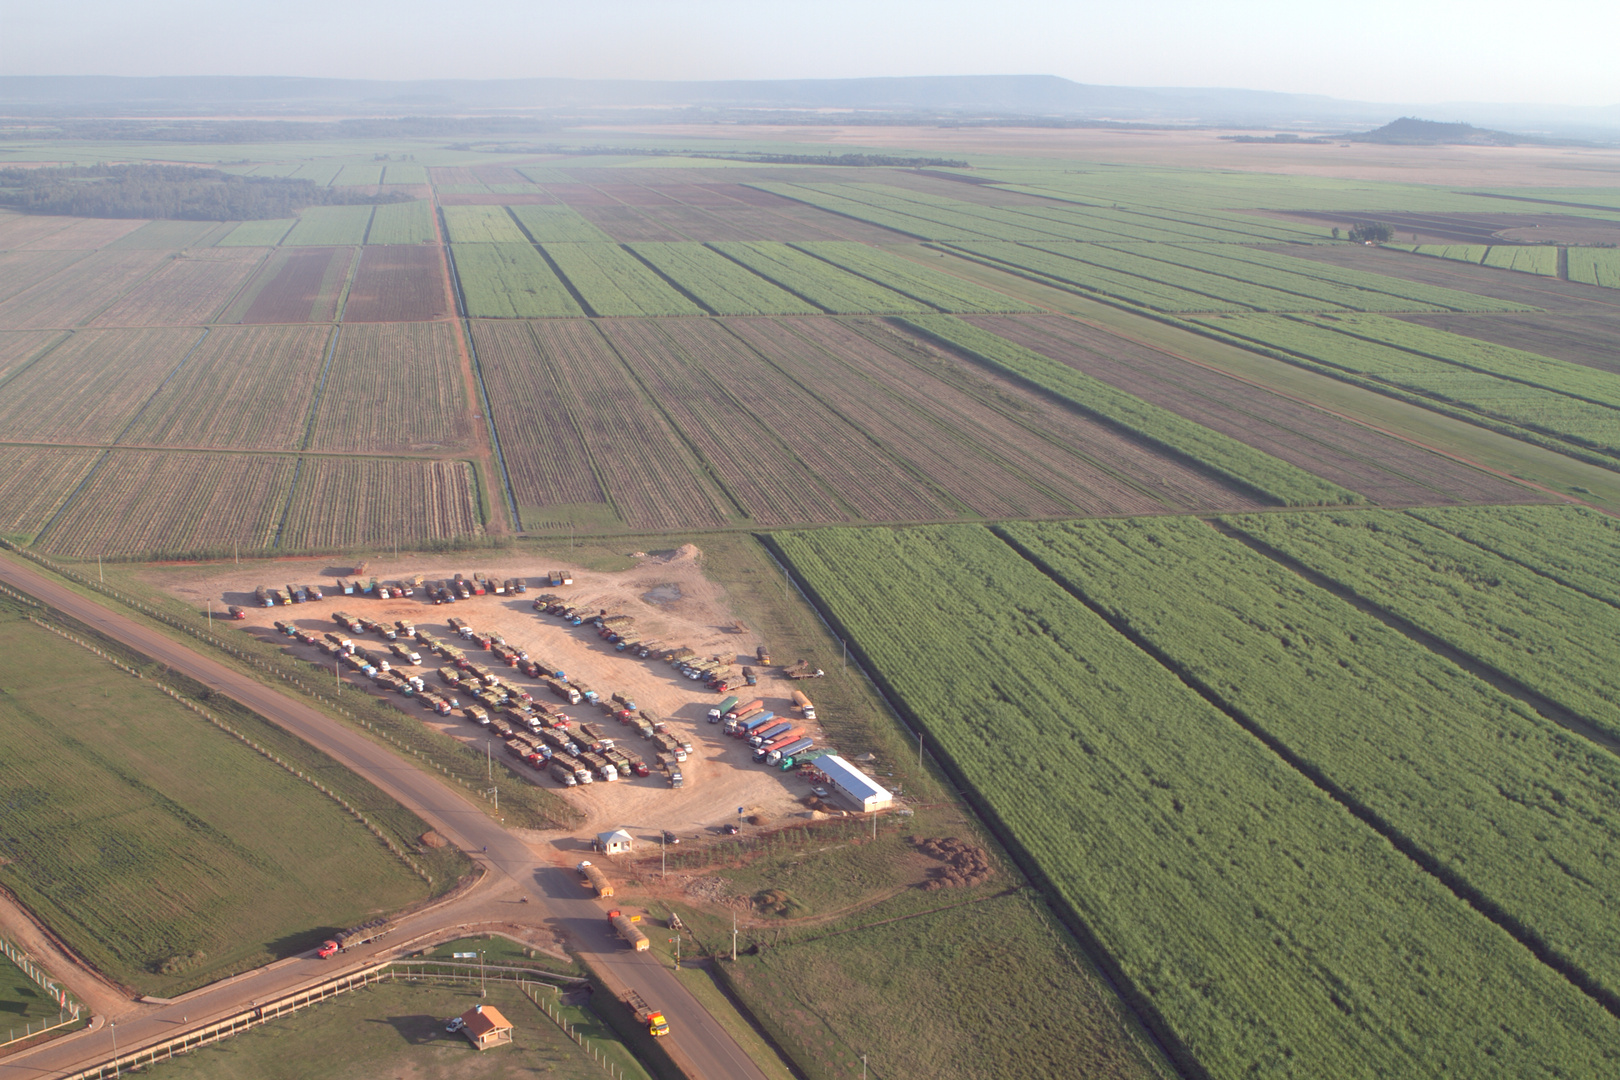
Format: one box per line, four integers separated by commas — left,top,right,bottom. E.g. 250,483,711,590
2,0,1614,106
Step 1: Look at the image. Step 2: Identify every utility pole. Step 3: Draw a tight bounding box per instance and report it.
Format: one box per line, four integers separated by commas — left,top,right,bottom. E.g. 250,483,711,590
861,1054,868,1080
111,1020,118,1078
918,731,924,770
98,555,103,583
480,950,486,998
661,831,666,880
207,600,211,629
732,910,738,962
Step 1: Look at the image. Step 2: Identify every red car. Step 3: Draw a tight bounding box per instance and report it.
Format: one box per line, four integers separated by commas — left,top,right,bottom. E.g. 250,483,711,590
317,940,339,959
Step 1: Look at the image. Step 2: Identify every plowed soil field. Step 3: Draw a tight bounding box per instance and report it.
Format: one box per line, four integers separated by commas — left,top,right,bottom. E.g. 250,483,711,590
1394,312,1620,376
228,247,355,323
342,245,450,322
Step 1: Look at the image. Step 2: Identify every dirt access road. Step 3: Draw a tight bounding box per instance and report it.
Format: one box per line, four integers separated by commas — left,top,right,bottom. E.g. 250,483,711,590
0,554,769,1080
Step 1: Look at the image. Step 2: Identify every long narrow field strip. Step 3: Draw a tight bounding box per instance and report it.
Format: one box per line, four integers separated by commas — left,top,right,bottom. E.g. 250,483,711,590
773,524,1620,1080
1195,314,1620,457
0,250,93,304
342,246,450,322
625,243,817,314
522,320,730,529
744,183,1008,241
467,320,605,512
541,243,704,316
1199,245,1538,310
0,327,205,443
278,458,482,549
595,320,849,523
952,240,1250,311
710,242,928,313
1568,248,1620,288
0,248,171,329
0,447,102,541
382,163,429,185
0,212,86,249
790,242,1035,312
1002,514,1620,1007
307,322,470,453
1405,504,1620,607
450,244,583,317
19,218,149,250
107,220,232,249
670,319,958,520
966,314,1539,507
1395,244,1559,276
784,316,1260,516
281,205,374,246
900,315,1360,507
0,329,67,383
364,200,436,245
89,249,265,326
0,608,432,993
216,219,295,246
507,204,614,242
224,246,355,323
441,205,531,244
35,450,296,557
1226,508,1620,745
333,164,384,186
119,325,332,450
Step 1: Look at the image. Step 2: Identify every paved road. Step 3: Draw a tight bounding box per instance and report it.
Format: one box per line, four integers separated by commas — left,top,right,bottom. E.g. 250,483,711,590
0,556,767,1080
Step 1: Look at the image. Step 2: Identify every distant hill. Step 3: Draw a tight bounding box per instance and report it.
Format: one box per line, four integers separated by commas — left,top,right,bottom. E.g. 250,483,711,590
1345,117,1549,146
0,75,1615,141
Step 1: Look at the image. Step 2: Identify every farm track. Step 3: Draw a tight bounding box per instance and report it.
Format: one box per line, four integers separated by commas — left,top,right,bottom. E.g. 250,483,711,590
0,557,769,1080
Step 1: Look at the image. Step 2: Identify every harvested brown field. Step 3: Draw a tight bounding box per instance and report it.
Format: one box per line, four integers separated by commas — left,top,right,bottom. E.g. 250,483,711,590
226,246,355,323
597,320,853,524
754,316,1260,516
1393,313,1620,376
342,245,451,322
0,248,171,329
540,184,621,207
0,446,103,540
655,319,957,521
16,217,148,249
1271,209,1620,247
89,249,266,326
1280,245,1620,314
523,319,732,529
35,450,297,557
0,327,204,442
0,250,93,303
427,166,482,186
471,165,530,186
0,212,82,249
586,183,680,207
278,457,482,549
467,320,605,510
119,324,333,450
0,329,67,381
573,205,691,242
966,314,1544,507
306,321,471,453
436,192,558,206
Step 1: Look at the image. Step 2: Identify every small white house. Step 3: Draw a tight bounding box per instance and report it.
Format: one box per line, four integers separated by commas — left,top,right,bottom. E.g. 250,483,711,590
817,755,894,813
596,828,634,855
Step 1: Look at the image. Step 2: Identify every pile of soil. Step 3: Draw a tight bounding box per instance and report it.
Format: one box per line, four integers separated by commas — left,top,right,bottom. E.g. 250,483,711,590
916,836,992,890
420,831,447,848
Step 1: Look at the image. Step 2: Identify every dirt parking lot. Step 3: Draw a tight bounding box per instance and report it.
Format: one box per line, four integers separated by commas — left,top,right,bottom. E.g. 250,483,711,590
150,545,827,852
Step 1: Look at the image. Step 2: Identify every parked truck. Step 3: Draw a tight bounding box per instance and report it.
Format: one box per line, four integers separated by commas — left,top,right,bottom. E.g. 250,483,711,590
749,722,799,748
577,861,613,897
767,737,816,767
753,729,806,760
756,644,771,664
708,695,740,723
735,712,776,739
620,989,669,1037
792,690,817,720
546,678,582,705
549,758,579,787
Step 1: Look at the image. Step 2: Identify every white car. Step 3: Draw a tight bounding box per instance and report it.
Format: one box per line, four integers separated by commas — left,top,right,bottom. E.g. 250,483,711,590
445,1017,466,1033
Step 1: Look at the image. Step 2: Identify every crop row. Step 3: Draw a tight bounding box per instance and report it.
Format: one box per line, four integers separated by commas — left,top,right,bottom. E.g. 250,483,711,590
0,446,101,539
281,205,374,246
709,242,930,313
278,458,482,548
90,250,266,327
366,201,436,245
307,322,470,454
772,523,1620,1080
626,242,817,314
1394,244,1559,277
0,248,172,330
1568,247,1620,288
789,242,1033,312
215,219,295,246
898,315,1359,506
442,205,530,245
1195,314,1620,455
595,321,848,523
120,324,333,451
540,242,702,316
508,205,614,243
1195,244,1534,310
36,451,296,557
1226,508,1620,744
0,326,205,443
468,320,605,507
951,240,1249,310
1404,503,1620,607
450,244,583,318
1002,513,1620,1005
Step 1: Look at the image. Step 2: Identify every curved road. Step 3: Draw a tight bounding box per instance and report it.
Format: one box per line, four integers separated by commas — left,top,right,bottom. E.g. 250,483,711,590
0,556,767,1080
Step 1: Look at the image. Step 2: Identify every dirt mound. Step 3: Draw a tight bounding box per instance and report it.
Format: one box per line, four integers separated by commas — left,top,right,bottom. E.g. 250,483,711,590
915,836,993,890
420,831,448,848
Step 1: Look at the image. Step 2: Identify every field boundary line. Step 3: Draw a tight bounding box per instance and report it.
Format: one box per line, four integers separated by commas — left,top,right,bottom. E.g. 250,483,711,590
108,325,211,446
297,324,341,451
701,243,834,315
460,317,523,531
0,329,72,396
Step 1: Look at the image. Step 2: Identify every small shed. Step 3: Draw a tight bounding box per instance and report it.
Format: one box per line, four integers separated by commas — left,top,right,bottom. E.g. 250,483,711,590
460,1004,513,1050
597,828,635,855
818,754,894,813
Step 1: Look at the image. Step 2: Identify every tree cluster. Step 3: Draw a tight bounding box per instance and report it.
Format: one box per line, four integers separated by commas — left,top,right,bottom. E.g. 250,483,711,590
1346,221,1396,244
0,164,413,220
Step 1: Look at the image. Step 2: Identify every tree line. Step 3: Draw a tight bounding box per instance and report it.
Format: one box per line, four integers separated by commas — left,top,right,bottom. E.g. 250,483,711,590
0,164,413,220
